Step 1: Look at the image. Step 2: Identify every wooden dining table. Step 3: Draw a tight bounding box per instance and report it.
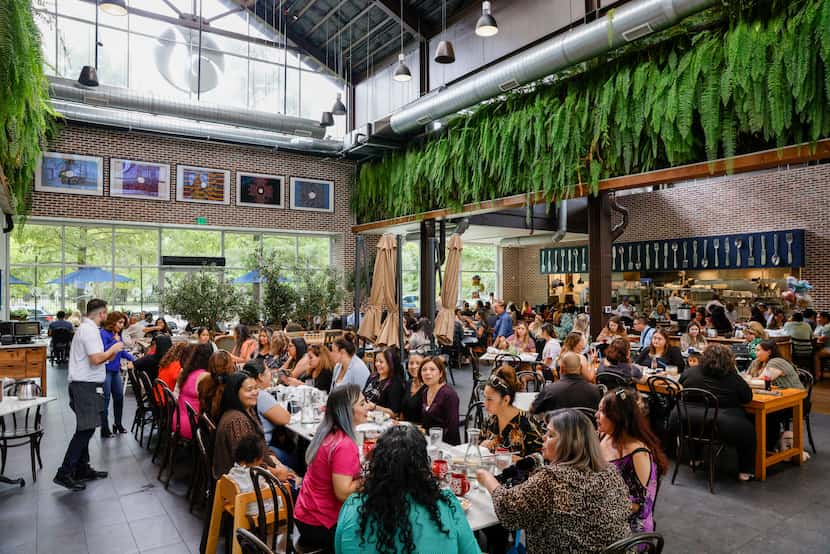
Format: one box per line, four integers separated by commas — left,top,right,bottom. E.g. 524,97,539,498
637,379,806,480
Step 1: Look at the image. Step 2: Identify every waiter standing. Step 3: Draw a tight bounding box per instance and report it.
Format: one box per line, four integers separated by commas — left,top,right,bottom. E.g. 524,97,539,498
54,298,124,491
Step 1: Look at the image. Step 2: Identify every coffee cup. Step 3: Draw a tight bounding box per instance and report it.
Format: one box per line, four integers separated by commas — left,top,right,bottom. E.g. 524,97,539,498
432,459,449,480
450,472,470,496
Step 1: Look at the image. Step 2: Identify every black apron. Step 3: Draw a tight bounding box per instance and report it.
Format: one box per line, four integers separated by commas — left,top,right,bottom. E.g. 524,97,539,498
69,381,105,431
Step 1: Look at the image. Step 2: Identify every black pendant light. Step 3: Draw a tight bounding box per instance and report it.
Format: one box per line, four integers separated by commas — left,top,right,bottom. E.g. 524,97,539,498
78,66,99,87
392,0,411,81
434,0,455,64
332,93,347,116
475,1,498,37
319,111,335,127
100,0,128,16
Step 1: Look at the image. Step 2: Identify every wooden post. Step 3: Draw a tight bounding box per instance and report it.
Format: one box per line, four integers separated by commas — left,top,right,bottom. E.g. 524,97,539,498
588,192,612,339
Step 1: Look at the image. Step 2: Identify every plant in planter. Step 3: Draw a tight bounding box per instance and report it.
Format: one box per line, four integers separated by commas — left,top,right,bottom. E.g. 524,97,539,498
292,265,346,330
10,309,28,321
162,270,242,332
238,298,261,326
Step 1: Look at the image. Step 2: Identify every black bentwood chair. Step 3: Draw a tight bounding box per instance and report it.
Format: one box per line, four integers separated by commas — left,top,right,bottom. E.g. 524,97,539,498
0,381,44,482
236,528,275,554
672,388,723,494
602,532,665,553
796,368,817,454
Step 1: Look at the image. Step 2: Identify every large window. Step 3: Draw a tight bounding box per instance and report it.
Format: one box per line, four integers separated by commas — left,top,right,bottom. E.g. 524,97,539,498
35,0,347,138
7,221,332,317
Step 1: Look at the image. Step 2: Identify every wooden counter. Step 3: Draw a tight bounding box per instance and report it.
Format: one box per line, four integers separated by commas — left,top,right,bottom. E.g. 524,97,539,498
0,344,47,395
665,335,792,362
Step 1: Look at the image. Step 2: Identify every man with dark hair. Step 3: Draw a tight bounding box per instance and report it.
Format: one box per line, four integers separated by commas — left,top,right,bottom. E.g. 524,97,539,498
492,300,513,339
47,310,73,336
54,298,124,491
782,312,812,341
633,316,655,350
530,352,601,413
803,308,817,330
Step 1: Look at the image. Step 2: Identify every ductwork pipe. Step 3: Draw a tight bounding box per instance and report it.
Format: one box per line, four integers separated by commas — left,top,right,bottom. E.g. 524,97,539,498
51,101,343,155
390,0,717,134
49,77,327,140
499,200,568,247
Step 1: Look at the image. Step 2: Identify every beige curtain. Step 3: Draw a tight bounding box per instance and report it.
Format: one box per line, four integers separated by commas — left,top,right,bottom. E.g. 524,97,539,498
434,234,463,346
358,234,397,345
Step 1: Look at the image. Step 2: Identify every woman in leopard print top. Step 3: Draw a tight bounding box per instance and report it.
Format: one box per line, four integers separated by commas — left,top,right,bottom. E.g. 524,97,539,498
478,409,631,553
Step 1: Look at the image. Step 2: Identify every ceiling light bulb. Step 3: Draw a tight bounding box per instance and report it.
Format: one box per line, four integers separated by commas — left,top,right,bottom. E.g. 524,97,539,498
393,53,412,82
99,0,128,16
476,1,499,37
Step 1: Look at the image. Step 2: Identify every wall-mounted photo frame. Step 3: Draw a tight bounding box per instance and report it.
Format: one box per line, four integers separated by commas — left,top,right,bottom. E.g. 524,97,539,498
110,159,170,201
176,165,230,205
35,152,103,196
236,172,284,209
290,177,334,213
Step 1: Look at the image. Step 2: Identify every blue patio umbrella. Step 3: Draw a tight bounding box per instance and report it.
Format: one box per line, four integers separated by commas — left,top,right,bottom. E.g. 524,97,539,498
232,270,289,284
48,267,133,285
9,274,31,286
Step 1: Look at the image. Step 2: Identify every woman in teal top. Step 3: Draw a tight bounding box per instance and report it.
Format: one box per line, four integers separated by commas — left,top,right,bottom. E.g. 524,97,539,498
335,425,479,554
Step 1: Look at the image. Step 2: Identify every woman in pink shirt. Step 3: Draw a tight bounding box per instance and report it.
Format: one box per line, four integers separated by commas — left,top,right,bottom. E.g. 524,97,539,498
294,384,368,552
176,344,213,440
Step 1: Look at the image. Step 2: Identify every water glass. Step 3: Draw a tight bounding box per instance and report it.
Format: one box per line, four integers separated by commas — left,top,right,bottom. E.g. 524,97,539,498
495,447,512,473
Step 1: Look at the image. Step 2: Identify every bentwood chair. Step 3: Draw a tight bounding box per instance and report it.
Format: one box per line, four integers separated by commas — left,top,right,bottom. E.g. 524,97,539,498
236,529,275,554
184,401,205,512
602,532,664,553
159,385,194,489
249,466,306,554
672,388,723,494
647,376,682,453
790,338,815,372
0,381,44,482
128,366,154,446
138,371,163,453
796,368,817,454
596,372,631,391
151,378,173,465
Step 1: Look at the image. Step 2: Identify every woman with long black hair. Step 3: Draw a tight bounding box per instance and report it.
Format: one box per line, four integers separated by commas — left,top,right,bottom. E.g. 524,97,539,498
335,425,479,554
363,348,406,418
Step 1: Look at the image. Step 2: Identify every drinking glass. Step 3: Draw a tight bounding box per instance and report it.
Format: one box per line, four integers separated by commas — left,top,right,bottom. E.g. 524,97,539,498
429,427,443,448
495,447,511,473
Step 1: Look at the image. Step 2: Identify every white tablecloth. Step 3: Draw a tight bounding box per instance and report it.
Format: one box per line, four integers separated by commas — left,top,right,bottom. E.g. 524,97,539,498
514,392,538,412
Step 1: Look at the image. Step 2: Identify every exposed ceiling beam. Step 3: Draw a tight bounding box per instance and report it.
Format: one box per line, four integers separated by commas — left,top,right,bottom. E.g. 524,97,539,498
349,17,397,52
351,32,402,73
373,0,423,40
307,0,350,35
293,0,320,21
323,3,377,48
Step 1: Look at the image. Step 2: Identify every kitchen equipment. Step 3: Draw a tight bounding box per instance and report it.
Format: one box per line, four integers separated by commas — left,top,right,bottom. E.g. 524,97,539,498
747,236,755,265
692,240,698,267
627,246,633,270
663,243,668,269
734,238,742,267
618,246,625,271
13,380,39,400
653,243,660,269
723,239,730,267
786,232,794,265
682,242,689,269
760,235,767,265
701,239,709,268
672,243,678,268
771,233,780,265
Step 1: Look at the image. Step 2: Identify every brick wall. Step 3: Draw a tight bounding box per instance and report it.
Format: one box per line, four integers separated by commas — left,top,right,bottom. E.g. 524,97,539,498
505,163,830,310
501,245,550,305
29,122,358,271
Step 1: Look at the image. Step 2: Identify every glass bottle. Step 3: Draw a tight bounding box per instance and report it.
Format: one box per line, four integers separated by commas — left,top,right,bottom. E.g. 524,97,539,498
464,429,483,482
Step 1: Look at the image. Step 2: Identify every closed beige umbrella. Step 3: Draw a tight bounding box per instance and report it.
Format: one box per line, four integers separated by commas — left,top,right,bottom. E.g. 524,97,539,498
434,234,463,346
375,235,399,347
358,234,396,344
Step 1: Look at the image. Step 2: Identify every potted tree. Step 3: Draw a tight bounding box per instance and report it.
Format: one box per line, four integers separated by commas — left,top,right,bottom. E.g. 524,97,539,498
162,270,242,332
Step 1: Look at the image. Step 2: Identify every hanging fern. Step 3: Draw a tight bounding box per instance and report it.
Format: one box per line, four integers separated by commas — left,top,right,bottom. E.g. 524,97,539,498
353,0,830,223
0,0,58,216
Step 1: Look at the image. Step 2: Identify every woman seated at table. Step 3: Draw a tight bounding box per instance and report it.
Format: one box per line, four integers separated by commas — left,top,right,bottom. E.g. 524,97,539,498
678,344,756,481
198,350,237,423
212,372,296,481
156,342,189,394
331,333,370,391
468,309,490,348
558,332,595,382
364,348,407,418
477,409,631,553
295,384,367,552
265,331,290,370
597,316,628,344
419,357,460,445
241,360,292,459
255,327,272,360
193,326,218,353
528,313,545,339
176,343,213,440
648,303,671,323
144,317,172,338
597,389,669,533
572,313,590,338
539,324,561,381
767,309,786,330
400,352,426,424
494,320,536,353
279,337,309,380
709,305,734,336
635,329,685,372
335,425,479,554
597,338,643,384
133,335,172,382
680,322,707,353
742,321,767,360
407,318,434,352
283,344,334,391
480,365,544,458
229,324,258,364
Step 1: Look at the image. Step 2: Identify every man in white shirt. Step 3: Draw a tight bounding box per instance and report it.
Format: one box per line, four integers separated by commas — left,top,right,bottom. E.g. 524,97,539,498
54,299,124,491
613,297,636,320
633,316,655,350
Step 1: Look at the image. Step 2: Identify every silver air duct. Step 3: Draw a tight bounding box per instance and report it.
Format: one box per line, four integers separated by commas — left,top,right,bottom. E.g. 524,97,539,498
500,200,568,247
389,0,716,134
51,101,343,155
49,77,326,140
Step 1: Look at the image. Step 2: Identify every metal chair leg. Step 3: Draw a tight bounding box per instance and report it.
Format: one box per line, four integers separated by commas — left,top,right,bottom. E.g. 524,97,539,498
806,415,817,454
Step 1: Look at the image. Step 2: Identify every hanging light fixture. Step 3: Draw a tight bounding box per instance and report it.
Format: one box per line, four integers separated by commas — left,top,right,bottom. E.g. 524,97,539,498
100,0,128,16
475,1,498,37
434,0,454,64
392,0,411,81
332,93,347,116
319,111,335,127
331,12,347,116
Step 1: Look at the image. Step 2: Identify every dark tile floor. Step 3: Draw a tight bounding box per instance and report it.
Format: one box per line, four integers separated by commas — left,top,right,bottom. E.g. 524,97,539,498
1,363,829,553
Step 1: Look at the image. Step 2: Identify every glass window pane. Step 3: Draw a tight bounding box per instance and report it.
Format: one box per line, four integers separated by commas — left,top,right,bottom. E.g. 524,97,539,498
198,52,248,108
57,0,94,19
402,241,419,271
462,271,497,304
98,27,129,87
462,244,497,272
113,268,159,314
115,228,158,265
9,266,62,318
161,229,221,258
64,226,113,267
10,223,62,264
262,235,296,268
285,67,300,116
402,271,419,307
36,12,57,76
129,22,193,101
249,59,282,112
57,17,94,79
64,265,116,312
298,237,330,267
300,71,340,120
224,232,261,269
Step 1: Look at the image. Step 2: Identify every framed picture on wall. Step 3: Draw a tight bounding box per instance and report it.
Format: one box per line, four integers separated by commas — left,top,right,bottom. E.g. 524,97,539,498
110,159,170,201
176,165,230,204
35,152,103,196
236,172,284,208
289,177,334,213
